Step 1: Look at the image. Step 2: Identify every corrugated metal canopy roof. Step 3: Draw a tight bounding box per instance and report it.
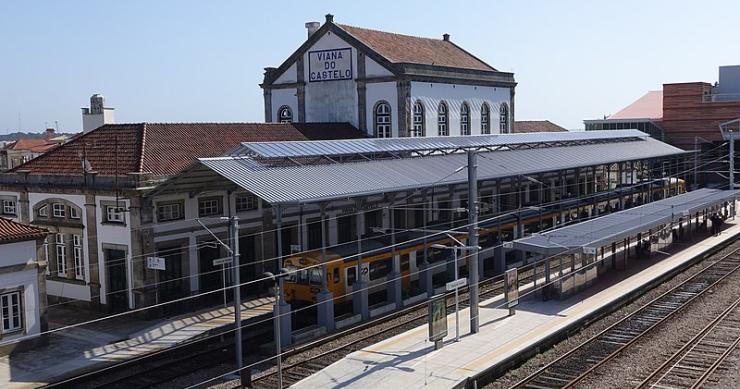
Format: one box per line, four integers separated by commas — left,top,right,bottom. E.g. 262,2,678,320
512,188,737,255
198,136,686,205
231,129,649,159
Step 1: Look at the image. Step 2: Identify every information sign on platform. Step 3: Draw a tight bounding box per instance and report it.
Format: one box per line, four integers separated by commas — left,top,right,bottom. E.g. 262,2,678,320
505,268,519,308
146,256,166,271
445,277,468,291
583,246,597,255
428,294,448,342
212,257,233,266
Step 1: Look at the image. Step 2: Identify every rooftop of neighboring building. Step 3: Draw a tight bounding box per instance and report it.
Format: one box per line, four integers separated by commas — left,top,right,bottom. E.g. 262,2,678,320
8,122,366,177
513,120,568,133
608,90,663,120
6,138,59,153
0,217,47,244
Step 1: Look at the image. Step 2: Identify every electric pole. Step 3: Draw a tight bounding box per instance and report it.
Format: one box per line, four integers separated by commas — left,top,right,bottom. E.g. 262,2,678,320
467,150,480,333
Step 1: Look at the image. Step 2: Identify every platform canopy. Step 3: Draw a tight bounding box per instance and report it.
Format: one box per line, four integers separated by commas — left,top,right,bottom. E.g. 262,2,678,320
512,188,738,256
191,135,685,205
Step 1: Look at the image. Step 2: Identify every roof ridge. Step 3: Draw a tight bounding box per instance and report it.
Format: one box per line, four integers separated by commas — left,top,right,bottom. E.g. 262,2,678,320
138,123,147,173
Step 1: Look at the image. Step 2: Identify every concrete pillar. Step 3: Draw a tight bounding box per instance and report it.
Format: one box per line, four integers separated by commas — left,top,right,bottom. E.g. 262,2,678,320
494,245,505,274
421,191,433,297
317,204,334,331
275,297,292,347
388,204,402,307
353,199,369,319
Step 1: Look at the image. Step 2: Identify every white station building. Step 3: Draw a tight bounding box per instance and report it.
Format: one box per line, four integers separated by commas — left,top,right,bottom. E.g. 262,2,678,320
262,14,517,137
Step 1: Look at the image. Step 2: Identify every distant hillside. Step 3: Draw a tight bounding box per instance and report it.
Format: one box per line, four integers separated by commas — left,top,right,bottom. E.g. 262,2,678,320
0,132,77,142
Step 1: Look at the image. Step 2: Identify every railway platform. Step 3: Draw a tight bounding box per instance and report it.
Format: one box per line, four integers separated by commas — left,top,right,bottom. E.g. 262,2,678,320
292,218,740,389
0,296,274,388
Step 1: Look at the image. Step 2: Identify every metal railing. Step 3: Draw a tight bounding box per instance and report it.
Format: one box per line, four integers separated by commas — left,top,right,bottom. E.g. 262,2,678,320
702,92,740,103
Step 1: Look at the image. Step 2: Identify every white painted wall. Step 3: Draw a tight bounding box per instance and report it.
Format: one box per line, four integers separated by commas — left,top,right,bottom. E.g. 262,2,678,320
365,56,393,77
271,88,298,122
0,240,42,336
96,196,131,307
274,62,298,84
411,82,511,136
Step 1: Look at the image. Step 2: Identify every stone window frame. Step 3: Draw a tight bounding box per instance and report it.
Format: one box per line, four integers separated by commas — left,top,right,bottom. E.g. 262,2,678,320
0,196,17,217
156,200,185,222
460,101,471,136
278,106,293,123
235,193,258,213
33,199,83,224
0,287,24,335
198,196,224,218
100,200,127,226
437,101,449,136
373,101,392,138
499,102,510,133
481,103,491,134
411,101,425,137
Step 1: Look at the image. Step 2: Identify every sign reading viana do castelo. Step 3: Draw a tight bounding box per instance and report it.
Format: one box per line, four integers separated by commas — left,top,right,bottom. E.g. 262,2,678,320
308,48,353,82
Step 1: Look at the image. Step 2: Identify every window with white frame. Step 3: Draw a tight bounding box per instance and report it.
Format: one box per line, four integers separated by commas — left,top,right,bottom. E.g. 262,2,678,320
438,101,449,136
278,106,293,123
43,237,50,275
38,205,48,217
481,103,490,134
198,197,223,217
105,206,125,224
411,101,424,137
55,233,67,277
499,102,509,133
0,291,22,334
374,101,392,138
157,201,184,222
52,203,65,218
460,102,470,135
235,194,258,212
73,234,84,280
69,206,80,219
1,199,16,216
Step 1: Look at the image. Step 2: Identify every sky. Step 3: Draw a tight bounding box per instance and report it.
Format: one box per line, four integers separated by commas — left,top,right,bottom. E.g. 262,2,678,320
1,0,739,133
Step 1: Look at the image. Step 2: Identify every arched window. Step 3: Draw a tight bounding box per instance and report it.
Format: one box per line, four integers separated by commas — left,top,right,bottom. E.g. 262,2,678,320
481,103,490,134
437,101,449,136
411,101,425,137
460,102,470,135
499,102,509,133
374,101,392,138
278,106,293,123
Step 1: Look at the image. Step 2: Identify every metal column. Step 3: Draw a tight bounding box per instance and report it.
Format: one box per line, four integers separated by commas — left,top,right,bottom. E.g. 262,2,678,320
467,151,480,334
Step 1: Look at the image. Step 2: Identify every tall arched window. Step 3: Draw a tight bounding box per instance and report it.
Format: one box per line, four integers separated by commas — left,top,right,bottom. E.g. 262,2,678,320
438,101,449,136
374,101,392,138
499,102,509,133
278,106,293,123
460,102,470,135
411,101,425,137
481,103,490,134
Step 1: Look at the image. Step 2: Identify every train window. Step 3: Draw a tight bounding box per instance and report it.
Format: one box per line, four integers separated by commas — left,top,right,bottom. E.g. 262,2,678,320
347,267,357,286
308,268,323,285
333,267,340,283
285,266,298,283
369,259,392,280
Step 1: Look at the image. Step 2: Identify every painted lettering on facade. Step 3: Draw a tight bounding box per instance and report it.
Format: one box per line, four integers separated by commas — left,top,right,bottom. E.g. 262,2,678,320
308,48,353,82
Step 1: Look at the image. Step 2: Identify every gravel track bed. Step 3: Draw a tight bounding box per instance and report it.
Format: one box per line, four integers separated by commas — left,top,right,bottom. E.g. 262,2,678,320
573,263,740,388
707,345,740,388
486,239,740,389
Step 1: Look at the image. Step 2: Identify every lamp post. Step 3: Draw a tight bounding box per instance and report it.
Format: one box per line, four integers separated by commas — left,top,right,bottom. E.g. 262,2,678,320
264,268,290,389
431,243,480,342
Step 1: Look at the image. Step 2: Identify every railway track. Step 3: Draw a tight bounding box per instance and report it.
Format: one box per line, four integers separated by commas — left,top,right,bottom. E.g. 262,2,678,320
244,260,557,388
511,249,740,389
635,295,740,389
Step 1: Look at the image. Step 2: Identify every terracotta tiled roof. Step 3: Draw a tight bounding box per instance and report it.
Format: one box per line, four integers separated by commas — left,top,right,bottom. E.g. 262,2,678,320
10,122,365,177
513,121,568,133
609,90,663,120
9,138,59,153
0,218,47,243
337,24,496,72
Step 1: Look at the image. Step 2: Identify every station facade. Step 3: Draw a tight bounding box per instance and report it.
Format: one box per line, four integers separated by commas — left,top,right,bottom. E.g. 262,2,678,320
262,14,517,137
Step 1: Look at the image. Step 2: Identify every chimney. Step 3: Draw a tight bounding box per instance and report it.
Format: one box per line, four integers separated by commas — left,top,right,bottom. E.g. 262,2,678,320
45,128,55,140
305,21,320,38
325,14,334,23
81,93,115,133
443,33,450,41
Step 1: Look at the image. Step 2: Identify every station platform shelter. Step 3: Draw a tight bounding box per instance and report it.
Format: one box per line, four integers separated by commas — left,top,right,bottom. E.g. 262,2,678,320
291,189,739,389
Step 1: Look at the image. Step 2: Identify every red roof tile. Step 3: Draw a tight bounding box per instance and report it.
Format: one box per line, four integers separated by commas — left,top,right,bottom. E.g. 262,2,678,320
11,122,365,177
337,24,496,72
0,218,47,243
513,121,568,133
9,138,59,153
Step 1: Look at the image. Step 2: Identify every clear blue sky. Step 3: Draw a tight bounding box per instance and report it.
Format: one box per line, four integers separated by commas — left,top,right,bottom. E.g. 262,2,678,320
1,0,739,133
